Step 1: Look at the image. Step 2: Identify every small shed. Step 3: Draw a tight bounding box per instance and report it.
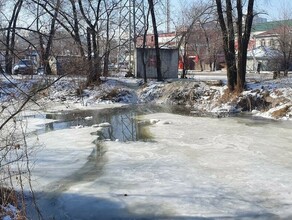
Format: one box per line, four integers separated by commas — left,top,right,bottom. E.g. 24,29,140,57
135,48,178,79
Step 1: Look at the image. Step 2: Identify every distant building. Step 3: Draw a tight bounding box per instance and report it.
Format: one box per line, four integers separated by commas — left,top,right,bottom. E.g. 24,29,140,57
251,20,292,49
246,46,282,71
247,19,292,71
136,21,223,72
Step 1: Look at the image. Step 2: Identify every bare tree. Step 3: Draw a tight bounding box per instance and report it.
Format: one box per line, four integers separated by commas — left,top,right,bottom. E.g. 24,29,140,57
35,0,61,75
176,1,213,77
102,0,119,77
148,0,162,81
78,0,103,85
79,0,122,79
33,0,86,58
199,19,222,71
273,3,292,76
215,0,255,92
4,0,23,74
142,6,151,83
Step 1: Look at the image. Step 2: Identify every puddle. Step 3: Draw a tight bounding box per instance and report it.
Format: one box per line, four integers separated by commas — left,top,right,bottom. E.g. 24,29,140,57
28,105,292,142
30,104,191,142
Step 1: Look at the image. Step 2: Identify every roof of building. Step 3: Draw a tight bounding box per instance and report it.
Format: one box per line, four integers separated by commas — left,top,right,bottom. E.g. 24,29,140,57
252,20,292,32
247,46,282,58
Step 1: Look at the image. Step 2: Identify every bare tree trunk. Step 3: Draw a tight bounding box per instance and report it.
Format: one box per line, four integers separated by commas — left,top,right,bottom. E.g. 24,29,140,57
36,1,45,68
33,0,85,58
41,0,60,75
103,0,115,77
200,21,212,71
87,27,93,79
142,7,150,83
148,0,163,81
236,0,244,91
92,30,101,83
78,0,102,86
181,39,187,78
86,28,100,85
216,0,254,92
5,0,23,74
213,54,217,71
199,60,204,71
236,0,254,92
71,0,85,58
216,0,237,91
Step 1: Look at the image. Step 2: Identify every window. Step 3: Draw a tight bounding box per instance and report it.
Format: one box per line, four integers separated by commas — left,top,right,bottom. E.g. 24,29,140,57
261,39,265,46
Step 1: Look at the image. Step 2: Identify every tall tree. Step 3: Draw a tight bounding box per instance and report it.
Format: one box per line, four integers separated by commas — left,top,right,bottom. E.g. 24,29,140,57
32,0,86,57
274,23,292,76
148,0,162,81
274,3,292,76
177,1,213,77
5,0,23,74
36,0,60,75
78,0,102,85
142,6,151,83
102,0,119,77
215,0,254,92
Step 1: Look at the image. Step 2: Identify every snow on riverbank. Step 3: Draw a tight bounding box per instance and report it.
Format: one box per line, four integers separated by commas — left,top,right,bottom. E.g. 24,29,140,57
43,74,292,120
1,73,292,120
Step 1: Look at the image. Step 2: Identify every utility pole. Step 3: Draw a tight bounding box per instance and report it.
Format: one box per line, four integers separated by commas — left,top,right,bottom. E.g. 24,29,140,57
116,0,146,73
166,0,170,33
132,0,136,75
128,0,132,72
133,0,136,48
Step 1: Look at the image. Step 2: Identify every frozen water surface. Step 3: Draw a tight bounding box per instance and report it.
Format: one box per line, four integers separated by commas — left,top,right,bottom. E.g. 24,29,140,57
25,108,292,219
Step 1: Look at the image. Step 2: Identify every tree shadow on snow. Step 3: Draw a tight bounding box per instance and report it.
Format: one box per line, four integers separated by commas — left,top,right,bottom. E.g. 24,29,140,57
23,189,289,220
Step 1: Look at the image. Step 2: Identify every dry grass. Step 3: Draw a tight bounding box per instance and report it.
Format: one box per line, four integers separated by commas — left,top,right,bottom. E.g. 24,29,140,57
101,88,120,100
0,187,17,206
217,88,240,105
0,187,26,220
271,105,291,119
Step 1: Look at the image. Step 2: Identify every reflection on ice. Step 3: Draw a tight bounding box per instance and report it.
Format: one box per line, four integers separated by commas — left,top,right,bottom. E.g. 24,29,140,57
26,109,292,219
29,106,160,141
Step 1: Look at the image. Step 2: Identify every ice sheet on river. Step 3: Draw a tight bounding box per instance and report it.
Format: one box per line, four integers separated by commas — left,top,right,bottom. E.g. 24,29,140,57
28,113,292,219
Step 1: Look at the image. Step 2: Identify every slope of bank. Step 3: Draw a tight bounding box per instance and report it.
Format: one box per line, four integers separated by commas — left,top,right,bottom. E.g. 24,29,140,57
137,78,292,120
1,74,292,120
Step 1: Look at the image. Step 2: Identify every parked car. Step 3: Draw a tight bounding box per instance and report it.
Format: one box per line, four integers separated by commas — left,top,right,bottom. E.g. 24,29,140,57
108,63,116,71
13,59,34,75
37,67,45,75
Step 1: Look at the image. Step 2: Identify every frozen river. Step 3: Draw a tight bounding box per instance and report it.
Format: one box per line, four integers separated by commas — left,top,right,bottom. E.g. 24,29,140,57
25,106,292,219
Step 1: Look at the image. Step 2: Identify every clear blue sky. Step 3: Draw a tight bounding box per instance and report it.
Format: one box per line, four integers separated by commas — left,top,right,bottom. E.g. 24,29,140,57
172,0,288,21
256,0,287,20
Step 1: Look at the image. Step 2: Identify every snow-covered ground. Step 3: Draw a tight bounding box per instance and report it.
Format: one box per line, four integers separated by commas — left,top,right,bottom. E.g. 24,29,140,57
1,72,292,219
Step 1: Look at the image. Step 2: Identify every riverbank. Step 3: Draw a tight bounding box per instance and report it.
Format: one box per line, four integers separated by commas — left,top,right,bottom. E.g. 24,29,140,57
36,74,292,120
1,73,292,120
